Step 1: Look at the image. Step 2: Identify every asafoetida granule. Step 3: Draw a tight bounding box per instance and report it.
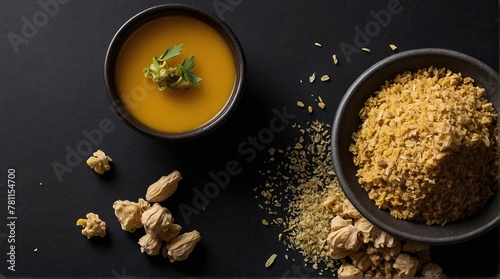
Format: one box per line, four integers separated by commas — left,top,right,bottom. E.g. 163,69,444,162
350,66,499,225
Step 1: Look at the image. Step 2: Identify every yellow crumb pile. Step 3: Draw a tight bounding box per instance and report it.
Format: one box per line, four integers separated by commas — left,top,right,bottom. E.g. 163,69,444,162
350,66,499,225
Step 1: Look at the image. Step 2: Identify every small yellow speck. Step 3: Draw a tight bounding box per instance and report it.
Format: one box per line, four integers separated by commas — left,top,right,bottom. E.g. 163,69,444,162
308,105,313,113
265,253,278,268
314,42,322,47
262,219,269,226
361,47,371,53
296,101,305,107
309,73,316,83
318,102,326,109
389,44,398,51
332,54,338,65
320,75,330,82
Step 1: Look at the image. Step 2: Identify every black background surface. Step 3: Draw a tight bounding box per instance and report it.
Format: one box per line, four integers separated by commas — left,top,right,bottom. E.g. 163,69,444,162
0,0,498,278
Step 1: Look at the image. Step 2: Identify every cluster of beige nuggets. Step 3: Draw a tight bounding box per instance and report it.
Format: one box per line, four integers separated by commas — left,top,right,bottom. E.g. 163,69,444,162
324,193,444,278
76,163,200,263
113,170,201,263
350,66,499,225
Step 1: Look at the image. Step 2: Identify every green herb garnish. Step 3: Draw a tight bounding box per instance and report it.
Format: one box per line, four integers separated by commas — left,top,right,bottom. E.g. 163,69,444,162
143,44,202,91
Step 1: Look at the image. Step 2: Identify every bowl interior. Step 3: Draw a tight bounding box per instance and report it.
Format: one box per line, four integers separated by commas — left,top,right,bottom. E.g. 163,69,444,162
104,4,245,141
332,48,499,245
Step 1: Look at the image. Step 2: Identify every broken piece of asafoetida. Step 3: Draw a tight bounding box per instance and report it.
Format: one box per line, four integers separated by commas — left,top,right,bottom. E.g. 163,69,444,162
86,150,112,174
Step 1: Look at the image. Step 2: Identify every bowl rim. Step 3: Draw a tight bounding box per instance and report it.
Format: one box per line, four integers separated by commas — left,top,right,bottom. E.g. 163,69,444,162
104,4,246,141
331,48,500,245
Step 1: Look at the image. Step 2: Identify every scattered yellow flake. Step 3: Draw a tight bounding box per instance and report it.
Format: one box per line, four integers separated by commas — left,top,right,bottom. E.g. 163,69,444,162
262,219,269,226
265,253,278,268
278,233,283,241
294,142,303,149
318,96,326,109
308,105,313,113
389,44,398,51
296,101,305,107
361,47,371,53
314,42,322,47
309,73,316,83
332,54,338,65
268,148,276,155
320,75,330,82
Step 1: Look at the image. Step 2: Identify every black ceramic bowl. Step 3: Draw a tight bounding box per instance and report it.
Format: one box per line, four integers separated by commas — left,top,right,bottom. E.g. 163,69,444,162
332,48,499,245
104,4,245,141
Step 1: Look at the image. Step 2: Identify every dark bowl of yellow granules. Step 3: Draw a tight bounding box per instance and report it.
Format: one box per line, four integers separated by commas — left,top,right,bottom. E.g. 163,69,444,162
332,48,499,245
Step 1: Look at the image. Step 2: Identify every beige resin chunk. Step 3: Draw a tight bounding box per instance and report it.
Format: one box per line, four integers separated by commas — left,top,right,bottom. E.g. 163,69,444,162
421,263,446,278
86,150,112,174
393,253,418,277
145,170,182,202
162,230,201,263
158,223,182,242
113,198,150,232
402,241,429,253
138,233,162,256
141,203,173,235
338,263,363,278
326,225,362,259
76,212,106,239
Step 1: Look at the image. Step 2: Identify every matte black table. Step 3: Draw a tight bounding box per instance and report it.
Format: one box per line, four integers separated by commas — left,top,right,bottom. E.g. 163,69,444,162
0,1,498,278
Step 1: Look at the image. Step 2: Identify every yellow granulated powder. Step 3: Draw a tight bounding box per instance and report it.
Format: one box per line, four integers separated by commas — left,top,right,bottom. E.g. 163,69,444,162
350,66,499,225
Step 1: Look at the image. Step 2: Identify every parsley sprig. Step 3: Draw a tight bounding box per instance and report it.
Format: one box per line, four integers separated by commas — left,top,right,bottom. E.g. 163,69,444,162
143,44,202,91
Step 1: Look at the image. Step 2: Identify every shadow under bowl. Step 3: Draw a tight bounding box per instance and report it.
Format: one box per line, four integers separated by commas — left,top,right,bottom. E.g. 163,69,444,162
104,4,246,141
332,48,499,245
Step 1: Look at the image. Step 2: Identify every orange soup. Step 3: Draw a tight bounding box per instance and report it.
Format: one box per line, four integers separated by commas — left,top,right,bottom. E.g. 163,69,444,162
115,16,236,133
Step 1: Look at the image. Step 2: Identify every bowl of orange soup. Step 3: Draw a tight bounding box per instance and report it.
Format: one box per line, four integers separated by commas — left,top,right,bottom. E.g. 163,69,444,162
104,4,245,141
